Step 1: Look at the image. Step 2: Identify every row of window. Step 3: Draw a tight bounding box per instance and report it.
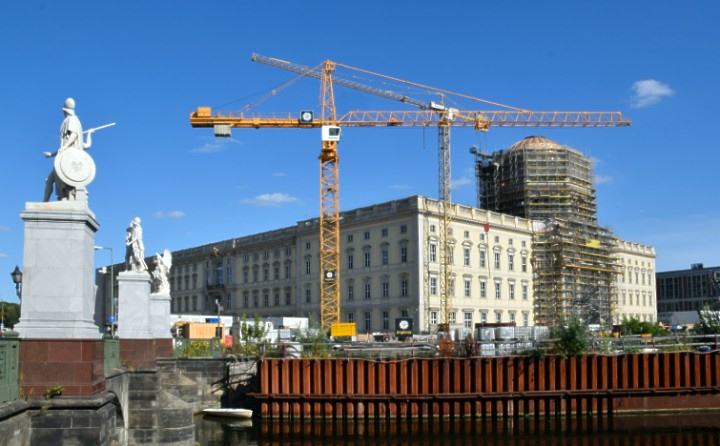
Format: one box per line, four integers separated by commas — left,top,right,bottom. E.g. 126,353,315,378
344,276,410,301
346,308,411,332
242,247,293,263
243,262,293,283
345,225,409,244
620,267,653,286
618,291,654,308
345,245,408,270
428,225,528,247
242,288,293,309
428,309,531,328
172,294,225,313
429,244,528,272
615,313,655,323
429,277,529,300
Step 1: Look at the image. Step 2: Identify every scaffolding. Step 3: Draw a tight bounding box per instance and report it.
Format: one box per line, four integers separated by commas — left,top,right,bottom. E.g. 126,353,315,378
474,136,618,327
532,219,618,326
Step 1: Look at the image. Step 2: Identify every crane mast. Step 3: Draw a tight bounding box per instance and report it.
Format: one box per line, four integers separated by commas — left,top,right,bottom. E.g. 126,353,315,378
190,54,630,334
318,60,341,330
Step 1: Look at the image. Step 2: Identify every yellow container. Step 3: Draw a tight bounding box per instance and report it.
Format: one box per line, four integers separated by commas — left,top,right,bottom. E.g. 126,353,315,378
184,322,223,339
330,322,357,338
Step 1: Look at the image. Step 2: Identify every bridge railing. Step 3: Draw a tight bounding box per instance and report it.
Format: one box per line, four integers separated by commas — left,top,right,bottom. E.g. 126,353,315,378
0,335,19,403
173,338,223,358
104,337,120,375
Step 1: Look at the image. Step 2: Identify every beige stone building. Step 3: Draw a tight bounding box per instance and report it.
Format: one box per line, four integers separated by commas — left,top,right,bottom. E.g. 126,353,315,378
612,239,657,323
163,196,535,334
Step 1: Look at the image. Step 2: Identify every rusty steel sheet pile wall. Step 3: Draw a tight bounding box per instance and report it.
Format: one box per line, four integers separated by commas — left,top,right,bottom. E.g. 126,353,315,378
253,352,720,419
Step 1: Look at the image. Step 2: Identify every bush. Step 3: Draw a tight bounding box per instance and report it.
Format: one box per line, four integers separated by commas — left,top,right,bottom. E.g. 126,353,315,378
551,319,590,357
233,314,270,358
621,317,667,336
293,320,331,358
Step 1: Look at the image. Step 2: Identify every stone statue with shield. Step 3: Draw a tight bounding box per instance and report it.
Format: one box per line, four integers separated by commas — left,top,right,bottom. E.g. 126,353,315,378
42,97,115,202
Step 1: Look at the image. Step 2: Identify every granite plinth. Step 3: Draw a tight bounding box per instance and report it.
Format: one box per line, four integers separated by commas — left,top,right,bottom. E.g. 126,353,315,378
20,339,105,397
117,271,153,339
120,339,173,369
15,201,102,339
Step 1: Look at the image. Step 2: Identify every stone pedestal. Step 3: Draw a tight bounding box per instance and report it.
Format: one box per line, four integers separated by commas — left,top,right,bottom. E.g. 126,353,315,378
15,201,102,339
150,293,172,339
116,271,153,339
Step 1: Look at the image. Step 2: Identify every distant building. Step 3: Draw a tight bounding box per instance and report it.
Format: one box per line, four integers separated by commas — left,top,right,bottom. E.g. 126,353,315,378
612,240,657,323
656,263,720,325
125,196,536,334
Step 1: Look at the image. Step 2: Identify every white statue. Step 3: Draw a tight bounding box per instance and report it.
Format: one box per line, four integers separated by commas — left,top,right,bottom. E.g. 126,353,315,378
42,97,115,202
125,217,148,272
151,249,173,294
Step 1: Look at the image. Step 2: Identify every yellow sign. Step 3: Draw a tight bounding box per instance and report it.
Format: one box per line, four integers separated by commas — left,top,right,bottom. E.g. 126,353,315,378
585,239,601,248
330,322,357,338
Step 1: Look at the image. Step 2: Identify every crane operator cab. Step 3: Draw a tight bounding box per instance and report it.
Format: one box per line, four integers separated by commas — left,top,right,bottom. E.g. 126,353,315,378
321,125,341,142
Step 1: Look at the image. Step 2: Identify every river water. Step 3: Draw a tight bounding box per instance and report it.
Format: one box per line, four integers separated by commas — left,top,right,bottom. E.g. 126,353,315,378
196,413,720,445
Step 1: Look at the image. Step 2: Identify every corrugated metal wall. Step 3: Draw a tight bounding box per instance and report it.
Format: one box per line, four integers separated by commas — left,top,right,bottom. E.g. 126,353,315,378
254,353,720,418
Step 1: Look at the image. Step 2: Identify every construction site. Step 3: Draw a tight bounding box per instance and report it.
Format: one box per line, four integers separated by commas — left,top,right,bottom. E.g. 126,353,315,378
473,136,619,327
186,54,634,336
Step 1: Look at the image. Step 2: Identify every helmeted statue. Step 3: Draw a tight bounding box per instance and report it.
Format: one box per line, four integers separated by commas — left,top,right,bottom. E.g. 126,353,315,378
151,249,173,294
42,97,114,202
125,217,148,272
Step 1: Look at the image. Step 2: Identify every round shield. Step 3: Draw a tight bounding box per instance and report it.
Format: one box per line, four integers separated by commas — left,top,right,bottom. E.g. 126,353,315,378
53,149,96,188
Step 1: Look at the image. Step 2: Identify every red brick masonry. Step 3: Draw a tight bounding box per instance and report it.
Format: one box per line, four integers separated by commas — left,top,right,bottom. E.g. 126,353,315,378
20,339,105,397
120,339,173,369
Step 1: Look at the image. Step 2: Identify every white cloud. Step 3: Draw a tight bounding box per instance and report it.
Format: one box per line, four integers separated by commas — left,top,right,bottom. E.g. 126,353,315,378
0,253,7,258
272,172,286,177
191,137,241,154
451,168,475,190
595,175,613,185
630,79,674,108
153,210,186,219
240,193,300,207
0,226,9,233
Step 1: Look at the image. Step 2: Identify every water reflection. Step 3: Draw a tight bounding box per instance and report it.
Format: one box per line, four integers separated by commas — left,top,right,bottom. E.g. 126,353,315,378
196,413,720,446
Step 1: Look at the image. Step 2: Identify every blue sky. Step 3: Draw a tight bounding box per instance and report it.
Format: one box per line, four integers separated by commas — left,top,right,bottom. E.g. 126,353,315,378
1,1,718,302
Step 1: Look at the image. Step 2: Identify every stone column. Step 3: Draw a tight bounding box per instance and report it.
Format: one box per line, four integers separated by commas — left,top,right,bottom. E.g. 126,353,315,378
15,201,102,339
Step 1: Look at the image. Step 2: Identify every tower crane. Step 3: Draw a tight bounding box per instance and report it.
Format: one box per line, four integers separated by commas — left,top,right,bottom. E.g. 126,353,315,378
190,54,630,332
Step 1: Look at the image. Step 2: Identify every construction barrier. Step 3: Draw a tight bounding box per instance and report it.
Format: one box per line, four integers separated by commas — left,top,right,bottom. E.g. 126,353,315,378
253,352,720,419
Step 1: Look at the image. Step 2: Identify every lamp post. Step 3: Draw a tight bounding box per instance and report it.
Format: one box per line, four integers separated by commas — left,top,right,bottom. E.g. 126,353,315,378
95,246,115,337
10,266,22,300
214,297,223,339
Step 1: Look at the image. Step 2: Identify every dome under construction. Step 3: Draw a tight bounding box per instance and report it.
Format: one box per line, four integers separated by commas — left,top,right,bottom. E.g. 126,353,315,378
475,135,597,224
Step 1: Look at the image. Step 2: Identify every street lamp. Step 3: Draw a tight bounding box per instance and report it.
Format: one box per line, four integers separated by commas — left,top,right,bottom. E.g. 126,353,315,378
10,266,22,300
214,297,224,339
95,246,115,337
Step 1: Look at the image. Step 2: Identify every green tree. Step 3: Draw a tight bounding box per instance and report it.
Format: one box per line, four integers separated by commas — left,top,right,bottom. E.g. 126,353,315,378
0,301,20,329
235,314,269,357
695,303,720,334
